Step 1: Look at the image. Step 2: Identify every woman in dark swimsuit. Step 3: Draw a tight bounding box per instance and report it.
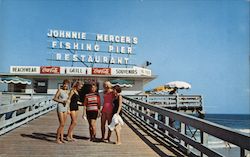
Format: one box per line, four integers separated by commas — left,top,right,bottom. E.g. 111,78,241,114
112,85,123,145
67,81,83,141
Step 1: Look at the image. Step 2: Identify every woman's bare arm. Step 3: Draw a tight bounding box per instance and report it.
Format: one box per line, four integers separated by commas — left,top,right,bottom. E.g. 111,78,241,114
117,95,123,114
53,89,64,104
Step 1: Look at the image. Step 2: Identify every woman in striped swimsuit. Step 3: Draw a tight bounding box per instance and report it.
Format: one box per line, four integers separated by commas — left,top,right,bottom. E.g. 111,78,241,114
83,83,101,141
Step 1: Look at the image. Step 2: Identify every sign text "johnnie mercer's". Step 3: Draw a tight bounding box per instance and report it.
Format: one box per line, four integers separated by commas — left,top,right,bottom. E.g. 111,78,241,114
47,29,138,45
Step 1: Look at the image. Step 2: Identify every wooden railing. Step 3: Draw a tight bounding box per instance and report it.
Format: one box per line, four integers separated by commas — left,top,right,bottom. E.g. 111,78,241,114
1,92,53,105
122,96,250,157
126,94,202,111
0,96,56,136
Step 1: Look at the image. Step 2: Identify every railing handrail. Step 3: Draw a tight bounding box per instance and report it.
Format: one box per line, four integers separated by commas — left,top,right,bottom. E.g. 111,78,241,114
123,96,250,157
126,94,202,98
125,94,202,100
125,94,203,111
1,92,54,96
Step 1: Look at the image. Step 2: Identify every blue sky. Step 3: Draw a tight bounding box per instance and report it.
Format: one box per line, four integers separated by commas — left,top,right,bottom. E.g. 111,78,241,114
0,0,249,114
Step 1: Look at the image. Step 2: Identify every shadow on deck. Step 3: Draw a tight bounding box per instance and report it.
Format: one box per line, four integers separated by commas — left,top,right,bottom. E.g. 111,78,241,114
0,108,186,157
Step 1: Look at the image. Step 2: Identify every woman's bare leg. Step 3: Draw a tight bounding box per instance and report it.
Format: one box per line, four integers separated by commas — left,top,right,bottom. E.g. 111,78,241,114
101,113,107,140
91,119,97,140
88,119,93,141
60,112,67,142
106,113,113,141
56,112,66,144
67,111,78,141
115,124,121,145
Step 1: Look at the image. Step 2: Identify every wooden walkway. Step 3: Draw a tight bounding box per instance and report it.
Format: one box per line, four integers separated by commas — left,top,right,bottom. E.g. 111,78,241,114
0,108,187,157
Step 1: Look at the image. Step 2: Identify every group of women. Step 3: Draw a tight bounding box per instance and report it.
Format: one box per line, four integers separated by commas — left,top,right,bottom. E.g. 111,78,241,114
53,80,123,145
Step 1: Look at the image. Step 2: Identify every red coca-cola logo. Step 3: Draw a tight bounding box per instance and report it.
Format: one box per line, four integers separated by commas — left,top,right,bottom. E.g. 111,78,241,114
40,66,60,74
92,68,111,75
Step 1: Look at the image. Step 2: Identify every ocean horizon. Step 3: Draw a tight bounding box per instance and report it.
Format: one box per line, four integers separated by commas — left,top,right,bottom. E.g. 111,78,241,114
204,113,250,129
201,113,249,151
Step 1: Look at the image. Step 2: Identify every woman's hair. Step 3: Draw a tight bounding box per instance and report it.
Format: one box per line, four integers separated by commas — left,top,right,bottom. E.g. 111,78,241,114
103,81,112,89
63,79,70,85
84,83,93,94
91,82,97,87
113,85,121,93
72,81,82,89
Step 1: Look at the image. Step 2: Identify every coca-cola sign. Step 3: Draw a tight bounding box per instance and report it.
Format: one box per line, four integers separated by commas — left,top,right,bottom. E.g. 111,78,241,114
92,68,111,75
40,66,60,74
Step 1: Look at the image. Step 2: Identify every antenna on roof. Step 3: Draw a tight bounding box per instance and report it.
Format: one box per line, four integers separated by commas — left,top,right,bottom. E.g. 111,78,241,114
142,61,152,68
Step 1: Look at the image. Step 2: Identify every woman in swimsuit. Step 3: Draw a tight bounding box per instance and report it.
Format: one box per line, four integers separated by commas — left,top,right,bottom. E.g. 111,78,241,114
83,83,101,141
53,79,70,144
112,85,123,145
67,81,83,141
101,81,114,142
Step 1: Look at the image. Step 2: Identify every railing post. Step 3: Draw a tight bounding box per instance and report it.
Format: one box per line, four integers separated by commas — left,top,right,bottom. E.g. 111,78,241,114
10,93,13,104
146,109,150,124
141,107,145,120
154,112,158,129
244,150,249,157
12,111,17,118
180,122,186,145
161,97,164,105
31,90,34,99
0,114,6,122
132,102,135,115
240,148,245,157
26,106,30,114
200,131,208,157
165,116,169,135
129,101,132,114
136,104,139,117
176,95,179,110
0,92,2,105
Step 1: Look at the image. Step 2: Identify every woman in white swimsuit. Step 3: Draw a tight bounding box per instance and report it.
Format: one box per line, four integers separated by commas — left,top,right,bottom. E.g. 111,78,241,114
53,79,70,144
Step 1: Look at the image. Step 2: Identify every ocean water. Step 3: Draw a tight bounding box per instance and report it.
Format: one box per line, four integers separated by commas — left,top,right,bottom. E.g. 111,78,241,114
185,114,250,156
204,114,250,129
204,114,250,149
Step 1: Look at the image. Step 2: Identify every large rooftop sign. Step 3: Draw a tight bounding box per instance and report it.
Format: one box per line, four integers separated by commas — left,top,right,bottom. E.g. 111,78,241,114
47,29,138,67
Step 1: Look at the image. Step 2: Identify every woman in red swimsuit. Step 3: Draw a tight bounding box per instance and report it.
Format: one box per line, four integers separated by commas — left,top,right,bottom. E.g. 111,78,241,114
101,81,114,141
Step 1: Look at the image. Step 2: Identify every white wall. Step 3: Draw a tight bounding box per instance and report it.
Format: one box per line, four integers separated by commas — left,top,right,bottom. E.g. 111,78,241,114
24,77,145,95
47,79,62,94
0,83,7,92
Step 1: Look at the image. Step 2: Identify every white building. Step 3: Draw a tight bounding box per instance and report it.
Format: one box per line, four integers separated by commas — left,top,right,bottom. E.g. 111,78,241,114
0,66,156,95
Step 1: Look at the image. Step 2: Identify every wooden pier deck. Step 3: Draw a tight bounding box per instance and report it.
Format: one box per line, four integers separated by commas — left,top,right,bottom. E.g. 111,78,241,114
0,109,187,157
